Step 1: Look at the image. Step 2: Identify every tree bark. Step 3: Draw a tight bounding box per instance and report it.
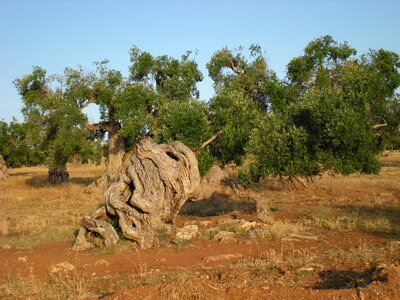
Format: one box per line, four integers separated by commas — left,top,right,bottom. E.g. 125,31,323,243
48,166,69,184
86,121,126,192
106,126,125,184
0,155,8,181
74,139,273,250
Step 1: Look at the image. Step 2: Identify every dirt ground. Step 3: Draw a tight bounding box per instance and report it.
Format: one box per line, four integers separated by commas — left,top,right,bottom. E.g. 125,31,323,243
0,153,400,299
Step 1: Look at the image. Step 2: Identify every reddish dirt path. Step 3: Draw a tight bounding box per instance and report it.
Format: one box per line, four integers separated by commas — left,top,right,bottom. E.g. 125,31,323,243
0,231,386,280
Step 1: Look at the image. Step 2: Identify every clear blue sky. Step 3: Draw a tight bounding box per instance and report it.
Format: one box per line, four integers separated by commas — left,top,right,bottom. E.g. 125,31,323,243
1,0,399,123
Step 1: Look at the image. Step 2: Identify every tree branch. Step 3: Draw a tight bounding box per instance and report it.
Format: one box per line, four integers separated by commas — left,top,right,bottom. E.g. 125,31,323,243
79,90,98,112
373,118,387,129
80,99,94,111
84,121,111,132
373,123,388,129
228,56,244,75
200,130,223,149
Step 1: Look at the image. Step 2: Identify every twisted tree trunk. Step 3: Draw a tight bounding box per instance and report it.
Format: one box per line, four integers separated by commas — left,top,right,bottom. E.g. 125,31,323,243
0,155,8,180
48,166,69,184
73,139,272,250
86,125,125,193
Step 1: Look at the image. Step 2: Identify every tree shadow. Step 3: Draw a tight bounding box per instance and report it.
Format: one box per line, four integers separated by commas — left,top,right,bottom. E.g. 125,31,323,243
9,172,31,176
381,161,400,168
69,177,98,186
25,175,49,187
180,193,256,217
315,266,387,290
25,175,98,187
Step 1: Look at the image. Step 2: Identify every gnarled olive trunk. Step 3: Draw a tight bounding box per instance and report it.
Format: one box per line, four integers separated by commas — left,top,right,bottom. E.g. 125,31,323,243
87,122,126,192
105,131,125,184
74,139,273,250
0,155,8,180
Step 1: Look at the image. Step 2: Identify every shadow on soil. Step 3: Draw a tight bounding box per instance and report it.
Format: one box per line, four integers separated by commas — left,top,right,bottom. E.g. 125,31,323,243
381,161,400,168
25,175,98,187
9,172,31,176
180,193,256,217
315,266,387,290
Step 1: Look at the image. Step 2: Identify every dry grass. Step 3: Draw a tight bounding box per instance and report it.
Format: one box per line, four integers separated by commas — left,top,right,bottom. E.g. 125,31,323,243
324,241,400,264
0,272,92,299
247,221,306,240
159,271,208,300
235,246,318,273
310,215,393,233
0,164,103,248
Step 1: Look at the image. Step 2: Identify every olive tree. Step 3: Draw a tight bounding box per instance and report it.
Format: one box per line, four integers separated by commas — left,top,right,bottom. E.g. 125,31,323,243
14,67,98,183
64,48,204,190
244,36,400,185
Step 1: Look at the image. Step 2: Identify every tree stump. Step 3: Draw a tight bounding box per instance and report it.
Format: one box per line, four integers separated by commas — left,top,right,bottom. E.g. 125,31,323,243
0,155,8,180
48,167,69,184
73,139,273,250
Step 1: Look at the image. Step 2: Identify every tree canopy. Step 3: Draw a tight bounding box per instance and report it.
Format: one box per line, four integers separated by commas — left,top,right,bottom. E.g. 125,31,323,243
5,36,400,187
13,67,102,179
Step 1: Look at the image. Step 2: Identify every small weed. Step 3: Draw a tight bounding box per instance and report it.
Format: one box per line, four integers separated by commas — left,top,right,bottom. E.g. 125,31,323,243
219,222,241,234
92,239,138,255
155,227,170,243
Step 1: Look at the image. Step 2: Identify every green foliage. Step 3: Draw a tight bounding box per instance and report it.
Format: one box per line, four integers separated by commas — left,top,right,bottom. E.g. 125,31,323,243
154,99,211,149
209,89,261,163
130,47,203,101
291,90,381,175
210,37,399,184
282,36,399,176
14,67,100,169
207,46,282,164
0,120,45,167
10,38,399,185
197,147,216,176
113,83,156,147
237,162,261,187
245,114,315,179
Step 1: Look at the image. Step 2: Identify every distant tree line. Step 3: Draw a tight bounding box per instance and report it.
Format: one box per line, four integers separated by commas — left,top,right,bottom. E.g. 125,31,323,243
1,35,399,185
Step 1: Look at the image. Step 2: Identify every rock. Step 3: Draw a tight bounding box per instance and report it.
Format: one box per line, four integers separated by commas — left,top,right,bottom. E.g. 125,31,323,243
202,253,243,263
94,259,110,266
17,256,27,263
183,220,197,226
285,233,318,240
175,224,199,240
213,231,236,243
198,221,213,227
282,237,301,242
239,220,257,231
299,266,314,272
49,261,76,276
